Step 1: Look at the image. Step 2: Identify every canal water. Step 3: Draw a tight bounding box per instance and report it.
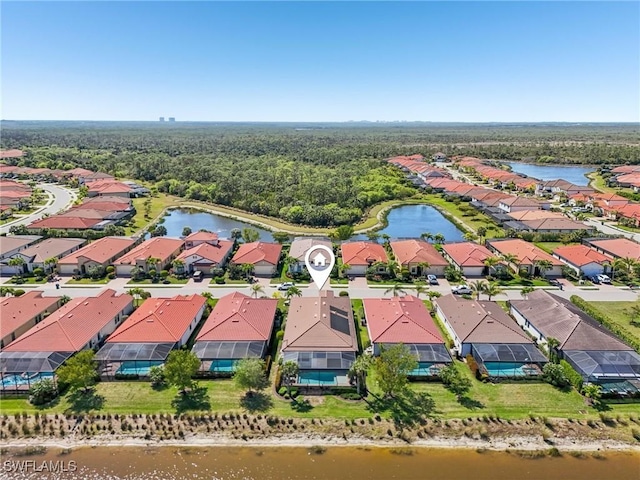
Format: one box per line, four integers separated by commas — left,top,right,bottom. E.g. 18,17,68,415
164,205,464,242
506,162,594,186
2,446,638,480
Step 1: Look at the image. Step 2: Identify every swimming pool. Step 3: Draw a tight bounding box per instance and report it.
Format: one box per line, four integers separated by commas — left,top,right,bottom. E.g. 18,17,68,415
116,361,163,376
483,362,541,377
1,372,54,388
297,370,348,386
209,359,236,372
410,362,449,376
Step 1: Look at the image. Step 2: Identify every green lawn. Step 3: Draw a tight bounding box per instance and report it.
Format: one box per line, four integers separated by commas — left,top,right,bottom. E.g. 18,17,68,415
124,193,181,235
6,277,47,285
495,277,552,287
534,242,572,254
330,278,349,285
582,300,640,346
351,299,370,351
66,277,112,285
209,273,250,285
422,194,505,238
127,277,188,285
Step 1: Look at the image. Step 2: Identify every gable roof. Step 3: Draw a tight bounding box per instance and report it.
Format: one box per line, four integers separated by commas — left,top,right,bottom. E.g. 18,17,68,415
435,294,531,344
363,296,444,344
106,294,206,343
282,291,357,352
588,238,640,261
0,292,61,342
288,237,333,261
488,239,563,266
553,245,610,267
114,237,184,265
390,240,448,267
341,241,388,266
442,242,493,267
184,231,219,242
58,237,138,265
2,289,133,353
0,235,42,257
16,238,87,263
196,292,277,342
175,240,234,264
232,242,282,266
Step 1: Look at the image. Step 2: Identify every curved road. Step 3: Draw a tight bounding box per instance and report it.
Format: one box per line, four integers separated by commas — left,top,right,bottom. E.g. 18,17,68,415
0,183,77,235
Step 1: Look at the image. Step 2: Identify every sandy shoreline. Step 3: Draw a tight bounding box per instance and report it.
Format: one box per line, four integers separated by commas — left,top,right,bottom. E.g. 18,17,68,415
4,433,640,453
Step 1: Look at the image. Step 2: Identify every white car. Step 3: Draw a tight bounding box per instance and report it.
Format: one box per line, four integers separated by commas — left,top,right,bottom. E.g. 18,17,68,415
277,282,295,291
451,284,472,295
597,274,611,284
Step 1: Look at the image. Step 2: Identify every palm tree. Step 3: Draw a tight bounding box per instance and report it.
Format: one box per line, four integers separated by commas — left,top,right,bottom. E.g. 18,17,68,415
250,283,265,298
280,361,299,398
284,256,299,274
285,286,302,299
44,257,58,274
271,291,283,300
172,258,185,274
348,354,373,396
434,233,446,244
384,283,406,297
613,257,638,282
338,263,351,279
501,253,520,273
420,232,434,243
463,232,478,242
147,257,160,274
416,261,430,277
366,232,381,243
546,337,560,363
470,280,487,300
533,259,554,279
413,281,429,299
520,286,535,299
483,256,501,276
129,287,150,306
386,260,399,278
483,282,503,301
241,263,255,279
8,257,26,279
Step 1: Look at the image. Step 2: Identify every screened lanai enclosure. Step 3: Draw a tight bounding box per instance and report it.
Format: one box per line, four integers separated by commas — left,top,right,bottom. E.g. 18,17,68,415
378,343,451,377
0,351,72,392
563,350,640,384
95,342,175,378
192,341,266,375
281,351,356,386
470,343,548,378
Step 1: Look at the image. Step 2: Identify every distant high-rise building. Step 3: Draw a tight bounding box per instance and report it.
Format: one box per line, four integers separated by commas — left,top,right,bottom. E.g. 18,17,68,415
159,117,165,122
168,117,176,122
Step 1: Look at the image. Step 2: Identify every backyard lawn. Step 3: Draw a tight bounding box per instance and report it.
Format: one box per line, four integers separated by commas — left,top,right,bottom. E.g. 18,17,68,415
124,193,180,235
582,300,640,346
423,194,505,238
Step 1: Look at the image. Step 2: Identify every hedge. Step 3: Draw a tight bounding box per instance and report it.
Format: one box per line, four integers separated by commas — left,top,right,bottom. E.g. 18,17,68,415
569,295,640,353
560,360,583,390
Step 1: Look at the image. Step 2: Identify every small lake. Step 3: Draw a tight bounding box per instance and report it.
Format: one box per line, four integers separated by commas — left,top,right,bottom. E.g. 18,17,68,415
4,446,639,480
161,209,274,241
506,162,594,186
164,205,464,243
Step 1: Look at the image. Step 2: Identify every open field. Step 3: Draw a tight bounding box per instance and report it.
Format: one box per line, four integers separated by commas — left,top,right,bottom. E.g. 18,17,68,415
583,300,640,346
125,193,180,235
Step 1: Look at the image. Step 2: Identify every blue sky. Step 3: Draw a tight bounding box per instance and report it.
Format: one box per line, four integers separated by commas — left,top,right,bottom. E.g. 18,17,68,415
2,1,638,122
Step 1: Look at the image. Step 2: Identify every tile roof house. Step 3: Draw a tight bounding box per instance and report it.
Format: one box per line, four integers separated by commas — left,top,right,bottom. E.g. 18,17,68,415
281,291,358,386
616,173,640,191
27,216,106,231
390,239,449,276
503,217,594,234
192,292,277,373
86,180,133,198
497,196,543,213
113,237,184,276
615,203,640,228
553,245,612,278
0,235,43,276
510,290,640,385
487,239,563,277
57,236,139,275
587,238,640,262
184,231,221,248
288,237,333,274
10,238,87,273
363,296,450,376
174,240,235,275
434,294,546,378
441,242,494,277
0,291,63,349
96,294,207,377
231,242,283,277
340,241,388,276
0,289,134,391
0,150,25,159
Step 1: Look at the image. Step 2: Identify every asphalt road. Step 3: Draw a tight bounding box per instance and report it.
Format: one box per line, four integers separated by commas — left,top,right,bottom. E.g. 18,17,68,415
0,183,77,234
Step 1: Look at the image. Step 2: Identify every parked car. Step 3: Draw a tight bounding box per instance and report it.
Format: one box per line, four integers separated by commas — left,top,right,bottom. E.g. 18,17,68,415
427,274,439,285
597,274,611,284
451,284,472,295
192,270,203,282
589,276,600,284
277,282,295,291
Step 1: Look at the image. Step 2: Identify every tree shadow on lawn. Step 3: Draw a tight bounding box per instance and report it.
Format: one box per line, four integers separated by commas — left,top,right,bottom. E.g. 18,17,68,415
365,389,437,428
458,395,485,410
290,397,313,413
65,388,105,414
240,391,273,412
171,385,211,413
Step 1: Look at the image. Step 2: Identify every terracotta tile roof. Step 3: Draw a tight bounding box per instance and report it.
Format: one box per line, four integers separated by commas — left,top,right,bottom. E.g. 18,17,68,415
0,164,20,173
69,201,132,213
435,294,530,344
3,290,133,353
282,291,357,352
58,208,112,219
611,165,640,174
0,150,24,159
442,242,493,267
87,180,133,195
617,173,640,187
106,294,206,343
588,238,640,261
364,296,444,344
196,292,277,341
553,245,610,267
0,291,61,343
390,240,448,267
0,235,42,256
17,238,87,263
232,242,282,266
289,237,332,261
82,196,131,206
184,231,219,242
487,239,563,266
28,216,102,230
58,237,138,265
341,241,388,266
66,168,94,176
175,240,234,264
115,238,184,265
617,203,640,221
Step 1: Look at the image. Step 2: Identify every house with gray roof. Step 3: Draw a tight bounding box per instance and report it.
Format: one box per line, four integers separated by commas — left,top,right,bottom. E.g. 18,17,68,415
287,237,332,274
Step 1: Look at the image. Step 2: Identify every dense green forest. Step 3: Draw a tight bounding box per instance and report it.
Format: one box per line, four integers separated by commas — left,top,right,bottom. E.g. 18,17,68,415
1,122,639,226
